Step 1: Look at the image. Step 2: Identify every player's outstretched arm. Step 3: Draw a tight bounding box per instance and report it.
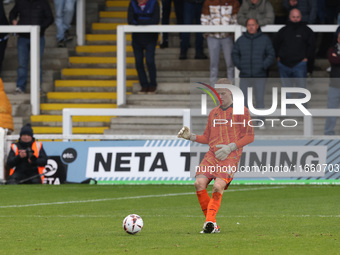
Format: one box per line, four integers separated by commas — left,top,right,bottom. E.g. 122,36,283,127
215,143,237,161
177,126,196,141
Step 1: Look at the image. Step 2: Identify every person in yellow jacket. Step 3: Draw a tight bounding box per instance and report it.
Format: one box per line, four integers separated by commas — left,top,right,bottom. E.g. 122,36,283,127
6,123,48,184
0,78,14,133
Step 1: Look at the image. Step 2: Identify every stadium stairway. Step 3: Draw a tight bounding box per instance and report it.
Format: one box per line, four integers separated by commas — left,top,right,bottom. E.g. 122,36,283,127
29,0,206,135
28,0,137,135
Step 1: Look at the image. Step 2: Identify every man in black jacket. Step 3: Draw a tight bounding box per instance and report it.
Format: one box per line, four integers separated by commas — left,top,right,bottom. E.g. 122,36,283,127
128,0,160,94
0,1,9,76
274,8,315,100
9,0,54,94
6,124,48,184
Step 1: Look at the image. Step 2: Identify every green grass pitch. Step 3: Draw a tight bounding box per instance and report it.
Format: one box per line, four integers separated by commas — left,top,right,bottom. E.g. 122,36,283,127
0,184,339,255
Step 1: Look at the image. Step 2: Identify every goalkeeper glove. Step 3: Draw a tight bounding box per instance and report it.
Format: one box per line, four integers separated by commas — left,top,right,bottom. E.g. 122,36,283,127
177,126,196,141
215,143,237,161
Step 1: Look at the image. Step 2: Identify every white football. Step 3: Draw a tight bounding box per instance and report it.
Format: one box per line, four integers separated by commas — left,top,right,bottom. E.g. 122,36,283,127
123,214,143,235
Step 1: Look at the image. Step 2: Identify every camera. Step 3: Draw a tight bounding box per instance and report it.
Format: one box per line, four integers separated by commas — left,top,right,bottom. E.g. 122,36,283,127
26,148,36,161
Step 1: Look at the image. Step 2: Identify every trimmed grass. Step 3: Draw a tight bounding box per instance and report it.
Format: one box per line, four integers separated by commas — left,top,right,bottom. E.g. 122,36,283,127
0,185,339,254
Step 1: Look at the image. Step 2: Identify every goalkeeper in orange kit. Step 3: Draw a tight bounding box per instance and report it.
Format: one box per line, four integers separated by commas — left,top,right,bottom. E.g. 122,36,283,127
178,78,254,233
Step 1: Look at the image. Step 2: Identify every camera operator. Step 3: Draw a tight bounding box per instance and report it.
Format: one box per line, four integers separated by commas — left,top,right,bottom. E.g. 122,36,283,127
6,124,48,184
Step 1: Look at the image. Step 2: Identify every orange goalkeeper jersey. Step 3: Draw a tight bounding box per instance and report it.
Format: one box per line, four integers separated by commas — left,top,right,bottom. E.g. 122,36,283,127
195,104,254,165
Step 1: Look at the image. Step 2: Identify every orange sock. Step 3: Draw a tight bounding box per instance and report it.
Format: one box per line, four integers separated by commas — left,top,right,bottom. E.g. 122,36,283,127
205,192,222,223
196,189,210,216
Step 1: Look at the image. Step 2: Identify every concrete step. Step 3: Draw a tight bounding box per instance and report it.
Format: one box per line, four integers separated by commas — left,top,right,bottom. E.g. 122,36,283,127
105,0,131,8
104,127,179,135
3,57,68,71
126,101,191,108
3,82,55,95
40,103,117,115
30,115,113,127
111,116,183,125
132,82,190,94
91,22,126,33
11,104,31,117
3,47,69,70
7,94,30,105
109,123,182,130
61,68,138,79
54,79,136,92
99,17,130,23
5,32,76,49
75,45,133,55
127,94,189,101
1,70,57,83
85,34,132,45
4,47,69,58
100,11,127,19
31,115,113,123
32,126,109,134
156,70,210,78
45,91,124,103
69,56,134,64
40,103,116,110
68,56,135,68
12,116,28,134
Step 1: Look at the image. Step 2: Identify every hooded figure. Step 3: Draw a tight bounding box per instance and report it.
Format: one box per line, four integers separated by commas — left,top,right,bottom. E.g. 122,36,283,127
0,78,14,132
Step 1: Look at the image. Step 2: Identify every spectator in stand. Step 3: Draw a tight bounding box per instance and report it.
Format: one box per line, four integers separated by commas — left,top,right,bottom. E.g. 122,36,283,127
324,30,340,135
201,0,240,85
232,18,275,127
6,123,48,184
0,1,9,76
160,0,184,48
283,0,317,24
274,8,315,101
9,0,54,94
128,0,160,94
283,0,317,75
237,0,274,26
180,0,207,60
268,0,288,24
316,1,340,59
54,0,76,48
0,78,14,134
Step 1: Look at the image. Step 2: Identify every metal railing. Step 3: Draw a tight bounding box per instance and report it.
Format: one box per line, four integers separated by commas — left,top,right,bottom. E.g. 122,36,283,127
62,108,340,138
76,0,85,46
0,25,40,115
62,108,191,140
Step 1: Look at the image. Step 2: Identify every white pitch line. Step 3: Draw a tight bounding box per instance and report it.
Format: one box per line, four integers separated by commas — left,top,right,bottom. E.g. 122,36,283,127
1,213,339,219
0,186,283,209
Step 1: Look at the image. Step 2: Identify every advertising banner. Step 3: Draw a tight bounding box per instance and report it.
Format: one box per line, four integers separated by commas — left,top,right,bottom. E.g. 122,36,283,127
41,139,340,184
